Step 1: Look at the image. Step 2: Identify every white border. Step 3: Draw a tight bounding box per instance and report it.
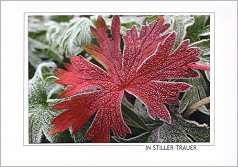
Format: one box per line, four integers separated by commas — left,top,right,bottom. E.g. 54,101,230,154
1,1,237,166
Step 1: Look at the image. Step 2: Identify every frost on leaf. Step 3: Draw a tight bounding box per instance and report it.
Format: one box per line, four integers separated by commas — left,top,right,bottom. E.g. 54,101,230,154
121,102,149,131
164,15,195,50
71,122,91,143
132,99,156,124
147,114,210,142
185,15,210,43
45,20,69,52
190,39,210,57
29,62,73,143
50,15,201,143
28,17,63,69
179,74,209,114
59,17,93,57
113,132,151,143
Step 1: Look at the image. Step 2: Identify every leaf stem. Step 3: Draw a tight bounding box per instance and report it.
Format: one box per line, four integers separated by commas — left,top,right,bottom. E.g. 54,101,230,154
183,96,210,119
187,64,210,71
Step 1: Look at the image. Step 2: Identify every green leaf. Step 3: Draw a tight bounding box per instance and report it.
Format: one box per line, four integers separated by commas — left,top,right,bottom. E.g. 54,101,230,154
119,16,145,35
190,39,210,56
28,35,63,68
59,17,93,57
199,57,210,81
164,15,195,50
122,97,163,130
147,114,210,142
29,62,69,143
28,37,48,68
179,72,209,113
112,132,150,143
48,15,73,22
185,15,210,43
190,39,210,81
29,80,64,143
133,99,159,124
28,16,46,34
142,15,160,25
121,103,149,131
45,20,69,52
71,122,91,143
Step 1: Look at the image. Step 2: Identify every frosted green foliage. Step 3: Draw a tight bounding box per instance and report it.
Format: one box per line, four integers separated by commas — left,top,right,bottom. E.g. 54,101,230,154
198,52,210,81
200,56,210,81
122,97,149,129
48,15,73,22
91,15,145,35
190,39,210,56
119,15,145,24
29,80,64,143
29,38,63,68
117,16,145,35
179,73,209,113
28,35,63,68
164,15,195,50
71,122,91,143
59,17,93,57
185,15,210,43
29,62,67,143
45,21,69,52
28,16,46,33
28,37,48,68
29,62,90,143
190,39,210,80
187,15,211,82
122,97,162,130
29,16,93,69
147,115,210,142
122,103,149,131
28,16,64,68
113,132,150,143
29,62,57,90
142,15,160,25
133,99,157,124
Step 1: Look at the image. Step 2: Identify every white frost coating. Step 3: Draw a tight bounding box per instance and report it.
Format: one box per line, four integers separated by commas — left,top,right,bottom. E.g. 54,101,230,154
59,17,93,57
29,62,57,90
179,76,208,113
164,15,195,50
149,114,210,142
45,21,69,49
125,89,171,123
189,39,210,56
28,62,57,90
46,84,64,101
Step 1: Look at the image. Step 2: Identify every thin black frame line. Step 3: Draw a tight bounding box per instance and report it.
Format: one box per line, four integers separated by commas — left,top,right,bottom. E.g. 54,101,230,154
0,1,1,166
24,144,214,147
24,12,214,146
24,144,145,146
213,12,216,146
23,144,215,146
25,12,214,14
23,11,26,147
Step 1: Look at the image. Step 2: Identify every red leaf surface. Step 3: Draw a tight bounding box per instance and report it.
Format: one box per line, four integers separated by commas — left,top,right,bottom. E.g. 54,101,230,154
50,15,201,142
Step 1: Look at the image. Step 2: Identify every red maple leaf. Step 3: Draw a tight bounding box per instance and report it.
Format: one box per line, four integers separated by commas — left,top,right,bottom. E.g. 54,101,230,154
50,15,201,142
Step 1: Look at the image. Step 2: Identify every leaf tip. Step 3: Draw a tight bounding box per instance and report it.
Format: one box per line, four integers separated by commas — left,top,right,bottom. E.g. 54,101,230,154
96,15,107,30
158,16,165,23
90,26,97,36
163,116,172,124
